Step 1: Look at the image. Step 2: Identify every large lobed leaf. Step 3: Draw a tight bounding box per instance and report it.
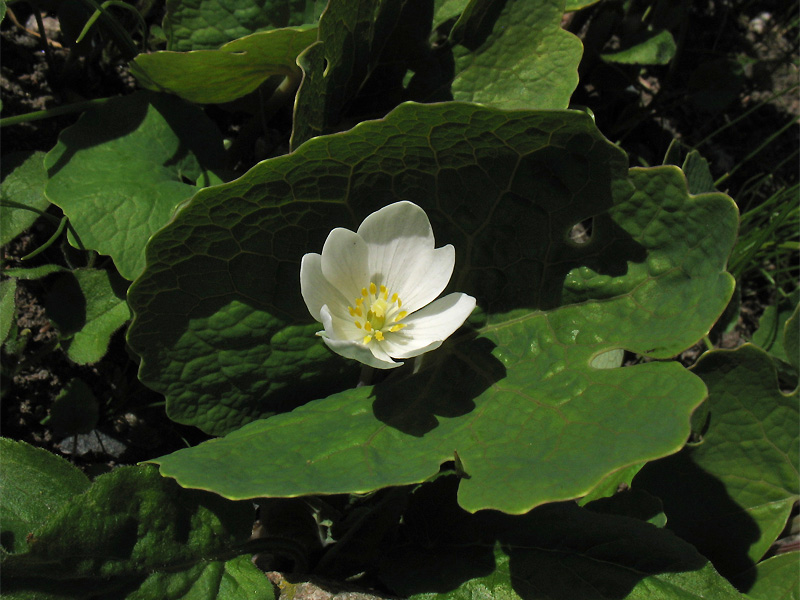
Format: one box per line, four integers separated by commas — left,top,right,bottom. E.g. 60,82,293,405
635,344,799,582
129,102,738,513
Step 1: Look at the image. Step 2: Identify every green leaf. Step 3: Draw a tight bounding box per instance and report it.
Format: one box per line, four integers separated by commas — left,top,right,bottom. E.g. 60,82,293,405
1,151,50,246
682,149,717,194
733,553,800,600
0,439,90,555
137,107,735,512
564,0,601,10
447,0,583,109
382,478,745,599
752,293,799,365
131,26,318,104
45,268,131,365
635,344,800,579
164,0,325,51
49,378,100,436
290,0,405,149
2,464,254,589
0,277,17,346
44,91,225,280
601,29,677,65
130,103,734,439
126,554,274,600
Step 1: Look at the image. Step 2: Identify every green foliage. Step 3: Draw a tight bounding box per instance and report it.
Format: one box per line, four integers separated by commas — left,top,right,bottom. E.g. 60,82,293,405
2,0,795,597
131,26,317,104
44,91,226,280
163,0,325,50
1,453,266,600
0,277,16,346
635,344,799,579
601,29,677,65
733,553,800,600
447,0,583,108
378,477,746,599
45,268,131,364
1,152,50,247
135,105,736,513
0,439,90,555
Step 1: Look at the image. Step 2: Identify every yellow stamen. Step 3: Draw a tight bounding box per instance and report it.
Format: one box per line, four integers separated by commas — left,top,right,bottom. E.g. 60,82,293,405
363,335,372,344
389,324,405,332
361,287,368,297
355,322,362,329
369,282,377,295
348,306,356,317
356,298,363,305
397,298,402,307
395,310,408,321
364,322,372,332
354,306,363,317
375,330,384,341
391,293,398,303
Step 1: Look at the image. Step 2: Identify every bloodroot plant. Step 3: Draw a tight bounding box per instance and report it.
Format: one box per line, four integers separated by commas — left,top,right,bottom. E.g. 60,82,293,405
1,1,797,599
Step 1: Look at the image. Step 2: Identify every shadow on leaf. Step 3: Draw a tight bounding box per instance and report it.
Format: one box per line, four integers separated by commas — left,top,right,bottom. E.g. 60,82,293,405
371,332,505,436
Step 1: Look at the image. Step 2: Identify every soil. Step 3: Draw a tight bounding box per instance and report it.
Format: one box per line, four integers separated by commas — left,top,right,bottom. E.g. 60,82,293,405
1,0,797,594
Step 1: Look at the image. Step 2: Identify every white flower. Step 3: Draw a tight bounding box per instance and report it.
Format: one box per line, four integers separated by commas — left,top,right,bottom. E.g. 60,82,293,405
300,201,477,369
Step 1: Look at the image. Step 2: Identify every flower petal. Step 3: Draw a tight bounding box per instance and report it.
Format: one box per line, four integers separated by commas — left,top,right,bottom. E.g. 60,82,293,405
358,201,454,312
320,304,363,342
381,292,476,359
300,253,351,322
320,227,370,301
320,336,402,369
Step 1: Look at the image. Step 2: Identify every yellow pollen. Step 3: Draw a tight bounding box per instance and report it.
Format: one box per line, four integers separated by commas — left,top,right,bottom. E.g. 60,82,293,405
350,283,405,343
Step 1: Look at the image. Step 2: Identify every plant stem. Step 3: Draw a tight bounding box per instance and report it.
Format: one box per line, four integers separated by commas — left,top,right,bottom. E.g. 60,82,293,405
0,97,110,127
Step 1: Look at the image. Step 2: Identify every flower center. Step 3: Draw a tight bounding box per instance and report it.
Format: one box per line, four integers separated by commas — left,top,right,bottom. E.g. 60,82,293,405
348,282,407,344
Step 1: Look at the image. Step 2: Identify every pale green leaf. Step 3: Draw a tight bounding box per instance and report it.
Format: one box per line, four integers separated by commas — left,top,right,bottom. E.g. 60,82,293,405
131,26,318,104
601,30,677,66
44,91,225,280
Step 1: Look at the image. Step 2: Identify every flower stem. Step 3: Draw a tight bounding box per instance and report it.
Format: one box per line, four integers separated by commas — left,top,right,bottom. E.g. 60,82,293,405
357,365,374,387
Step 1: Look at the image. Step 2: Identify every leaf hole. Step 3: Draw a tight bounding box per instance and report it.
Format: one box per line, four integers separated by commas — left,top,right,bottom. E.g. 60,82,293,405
568,218,593,244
